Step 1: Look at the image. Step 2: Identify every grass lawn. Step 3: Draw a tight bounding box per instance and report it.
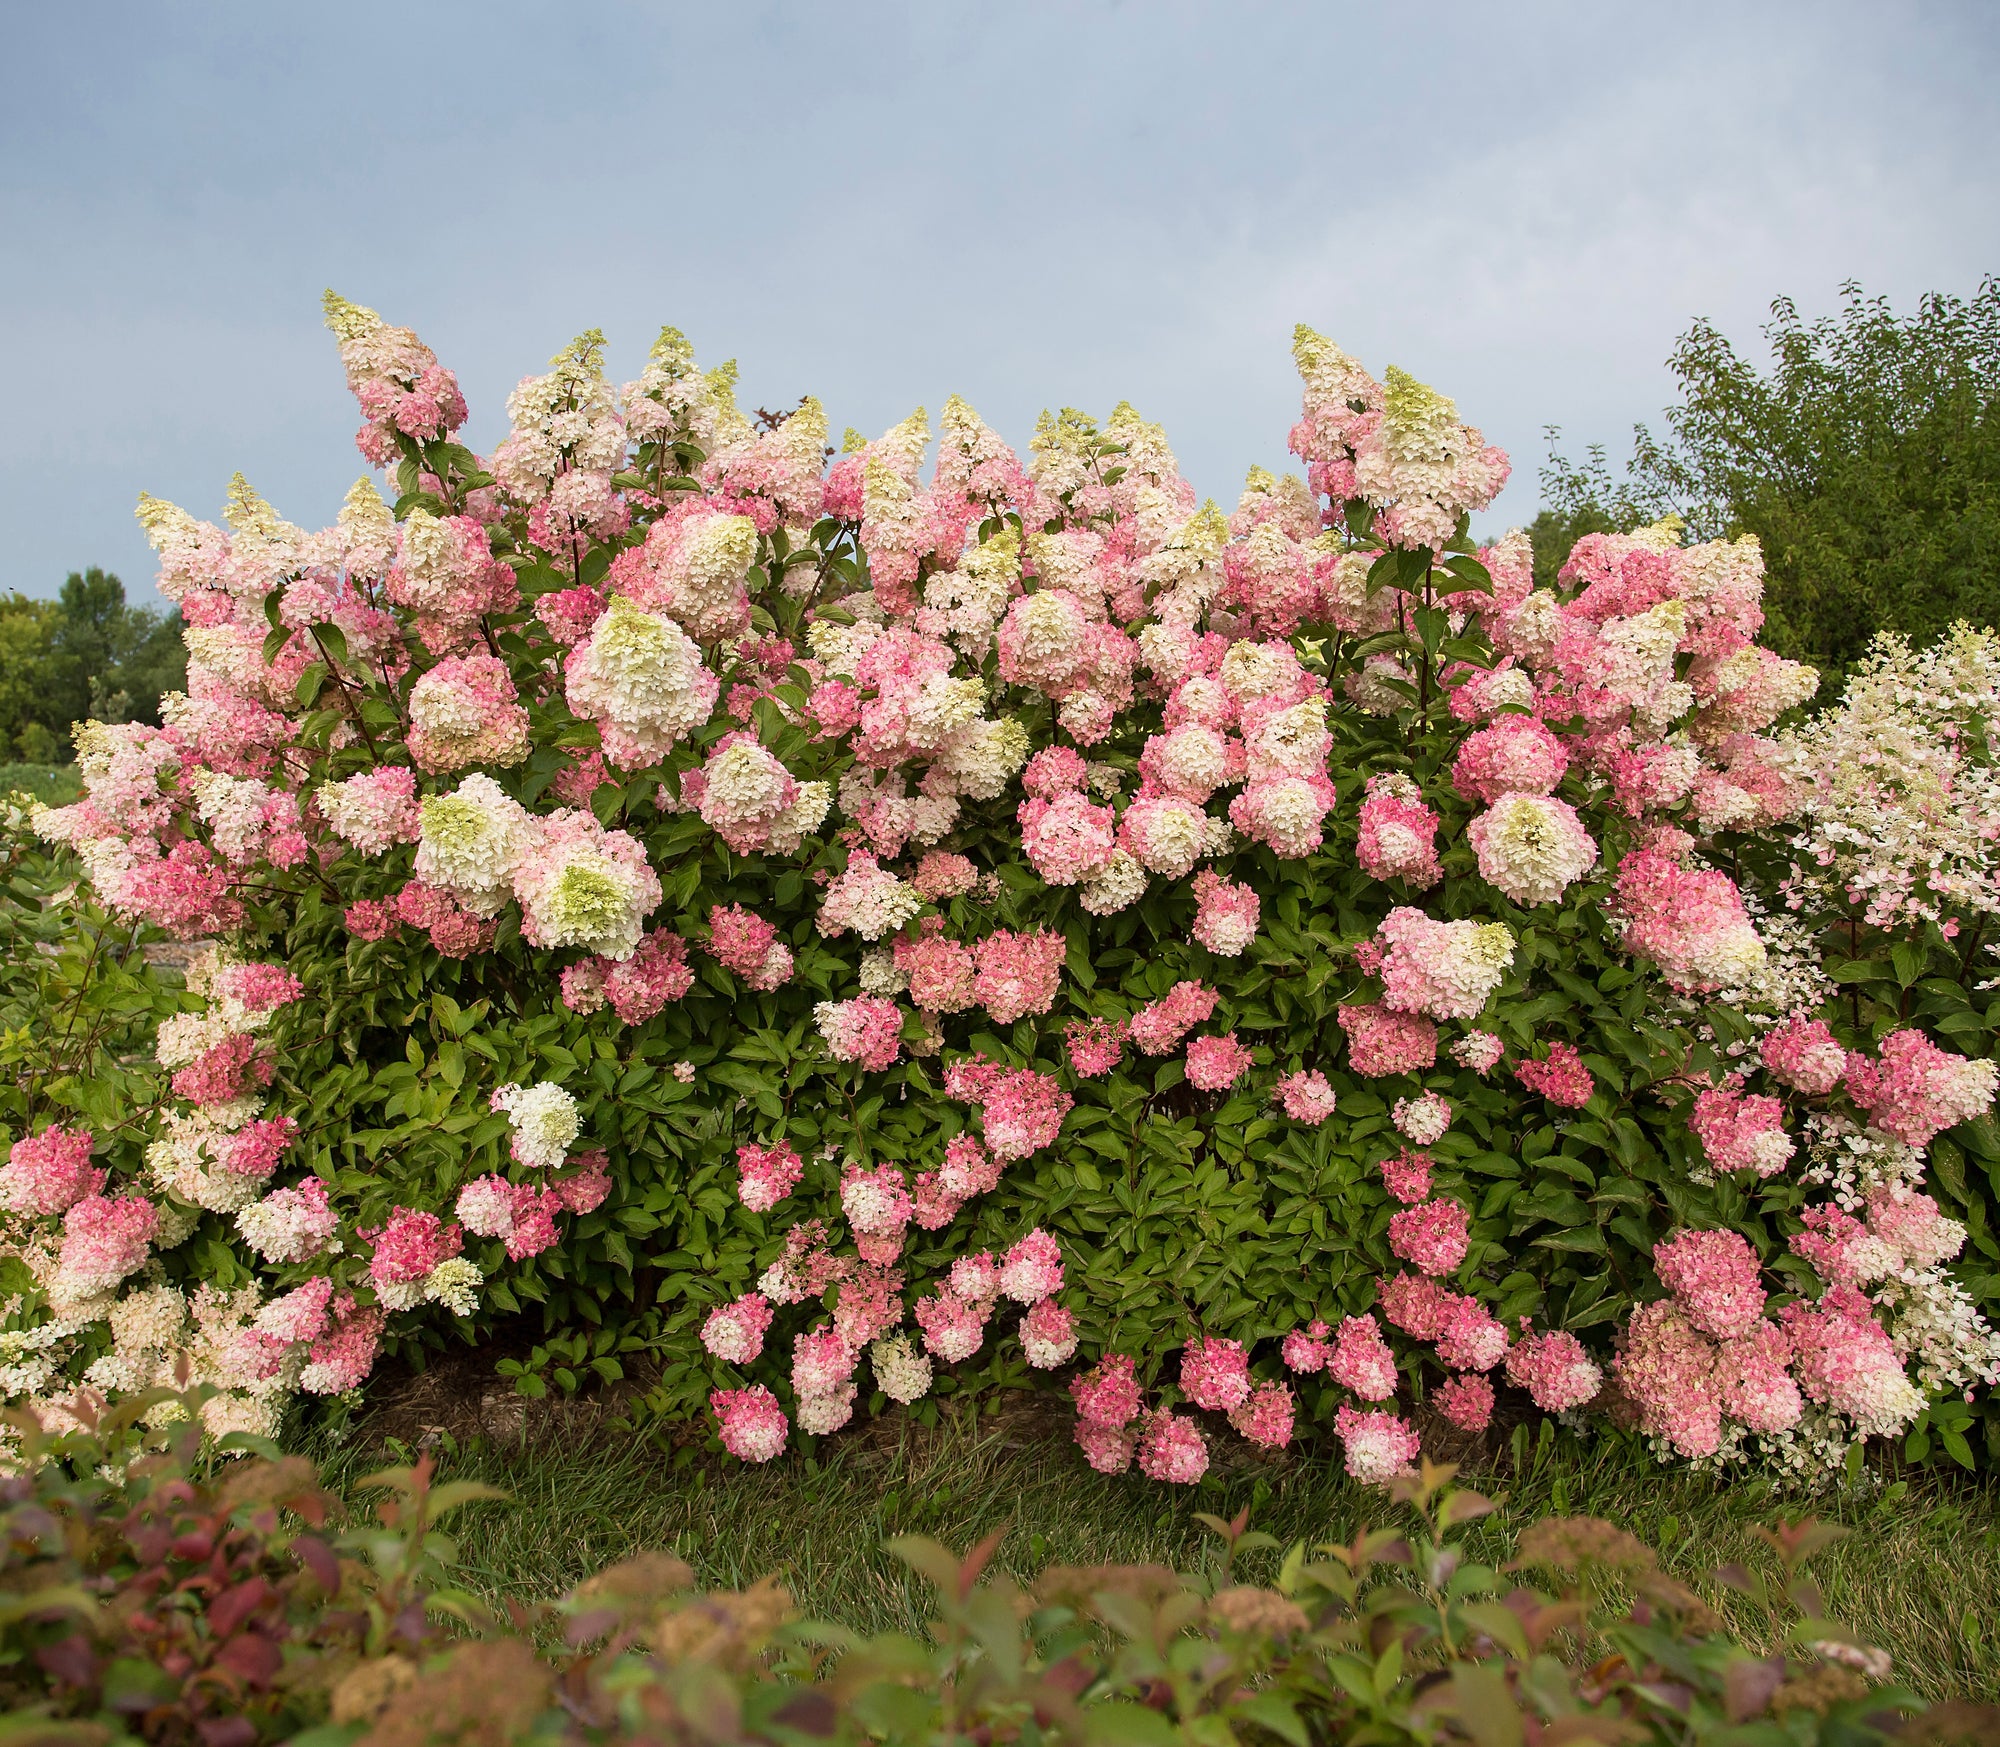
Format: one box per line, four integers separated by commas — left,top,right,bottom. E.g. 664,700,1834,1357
317,1394,2000,1704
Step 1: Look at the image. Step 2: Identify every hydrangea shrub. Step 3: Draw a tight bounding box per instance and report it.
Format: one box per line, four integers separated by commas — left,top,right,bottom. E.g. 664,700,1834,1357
7,294,2000,1481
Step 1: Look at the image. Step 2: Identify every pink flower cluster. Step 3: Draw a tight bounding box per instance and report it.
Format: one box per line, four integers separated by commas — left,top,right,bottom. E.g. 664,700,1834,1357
1064,1018,1126,1078
1355,774,1440,887
1337,1004,1437,1077
57,1194,159,1299
1328,1313,1398,1399
1190,871,1260,956
710,1385,788,1463
1611,849,1764,995
941,1058,1073,1160
1272,1069,1337,1124
1388,1198,1470,1276
707,905,794,991
735,1142,804,1214
972,929,1066,1024
815,997,904,1072
1452,714,1569,805
561,929,695,1024
1514,1042,1594,1109
1375,907,1514,1022
1504,1329,1603,1413
701,1292,774,1364
1379,1147,1432,1204
1689,1082,1793,1177
1185,1032,1253,1091
407,655,530,773
1127,981,1219,1054
1844,1029,2000,1148
0,1125,104,1218
1759,1012,1847,1096
1334,1405,1420,1484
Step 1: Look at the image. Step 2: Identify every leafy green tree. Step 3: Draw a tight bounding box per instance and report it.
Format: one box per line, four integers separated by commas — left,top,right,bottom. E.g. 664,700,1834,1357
0,570,187,758
45,566,186,728
1547,280,2000,678
1525,429,1659,586
0,597,58,760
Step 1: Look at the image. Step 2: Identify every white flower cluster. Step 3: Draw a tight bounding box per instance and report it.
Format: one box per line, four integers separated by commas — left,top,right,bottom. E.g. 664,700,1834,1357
512,811,663,960
489,331,626,504
1778,623,2000,929
565,597,720,770
491,1081,581,1171
415,774,533,916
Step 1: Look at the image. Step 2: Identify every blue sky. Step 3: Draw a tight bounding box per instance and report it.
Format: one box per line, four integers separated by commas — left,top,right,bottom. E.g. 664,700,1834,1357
3,1,1995,608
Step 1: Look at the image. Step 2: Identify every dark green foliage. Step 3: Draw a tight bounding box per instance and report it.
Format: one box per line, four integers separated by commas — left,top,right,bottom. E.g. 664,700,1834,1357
0,802,183,1181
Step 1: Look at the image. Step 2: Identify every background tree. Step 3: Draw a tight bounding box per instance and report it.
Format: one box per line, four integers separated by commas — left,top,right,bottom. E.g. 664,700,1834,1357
1538,279,2000,681
0,569,185,761
1525,431,1658,586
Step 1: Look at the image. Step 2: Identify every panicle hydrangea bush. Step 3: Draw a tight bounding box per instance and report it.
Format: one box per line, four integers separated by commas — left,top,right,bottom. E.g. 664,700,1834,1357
7,295,2000,1481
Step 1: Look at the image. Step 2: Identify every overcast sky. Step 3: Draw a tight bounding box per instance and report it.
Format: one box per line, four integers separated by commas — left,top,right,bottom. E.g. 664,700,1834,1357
3,1,1995,607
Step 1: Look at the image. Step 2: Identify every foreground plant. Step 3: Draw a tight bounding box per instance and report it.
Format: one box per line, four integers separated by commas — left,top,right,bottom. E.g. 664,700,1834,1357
2,294,1998,1482
0,1401,1943,1746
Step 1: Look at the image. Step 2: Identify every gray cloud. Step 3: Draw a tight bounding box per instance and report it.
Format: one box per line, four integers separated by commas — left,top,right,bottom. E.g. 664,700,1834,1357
2,0,1993,604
